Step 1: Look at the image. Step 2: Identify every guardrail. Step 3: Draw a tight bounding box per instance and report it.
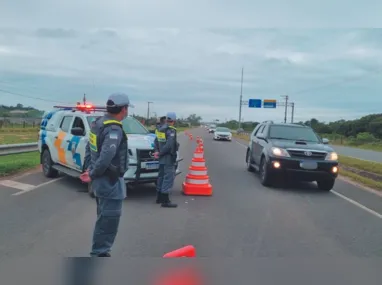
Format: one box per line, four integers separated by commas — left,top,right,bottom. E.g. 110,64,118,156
0,142,38,156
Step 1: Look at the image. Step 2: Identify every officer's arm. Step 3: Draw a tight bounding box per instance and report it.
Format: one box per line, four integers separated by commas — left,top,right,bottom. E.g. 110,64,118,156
154,136,159,152
89,126,123,179
159,128,176,157
83,140,91,171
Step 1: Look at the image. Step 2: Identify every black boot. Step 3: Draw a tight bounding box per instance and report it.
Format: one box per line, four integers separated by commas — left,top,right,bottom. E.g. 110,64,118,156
155,192,163,204
161,193,177,208
97,252,111,257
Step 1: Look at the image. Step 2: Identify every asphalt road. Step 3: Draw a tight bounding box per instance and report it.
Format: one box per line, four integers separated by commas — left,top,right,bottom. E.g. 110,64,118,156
0,128,381,284
331,145,382,163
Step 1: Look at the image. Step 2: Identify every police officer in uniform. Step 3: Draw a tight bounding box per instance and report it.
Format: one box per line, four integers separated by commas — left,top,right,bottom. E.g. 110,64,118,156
81,93,131,257
154,112,179,208
154,116,167,204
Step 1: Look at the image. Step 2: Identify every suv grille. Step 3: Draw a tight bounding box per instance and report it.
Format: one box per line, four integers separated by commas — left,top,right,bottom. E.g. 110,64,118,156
287,149,327,160
137,149,157,162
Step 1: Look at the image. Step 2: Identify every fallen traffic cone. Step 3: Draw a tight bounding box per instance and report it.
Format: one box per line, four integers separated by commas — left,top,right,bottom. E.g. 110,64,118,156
182,149,212,196
163,245,196,258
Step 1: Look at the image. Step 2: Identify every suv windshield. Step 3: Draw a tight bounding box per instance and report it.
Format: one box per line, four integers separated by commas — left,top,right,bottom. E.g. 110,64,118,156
269,125,320,142
86,116,149,135
216,127,230,132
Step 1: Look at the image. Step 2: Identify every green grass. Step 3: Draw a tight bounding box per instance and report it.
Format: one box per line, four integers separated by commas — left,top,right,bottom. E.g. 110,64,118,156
0,131,38,144
0,152,40,177
340,169,382,191
339,155,382,176
330,140,382,152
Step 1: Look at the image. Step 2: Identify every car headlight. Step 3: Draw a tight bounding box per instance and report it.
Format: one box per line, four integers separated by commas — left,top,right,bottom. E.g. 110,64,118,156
270,147,290,157
325,152,338,161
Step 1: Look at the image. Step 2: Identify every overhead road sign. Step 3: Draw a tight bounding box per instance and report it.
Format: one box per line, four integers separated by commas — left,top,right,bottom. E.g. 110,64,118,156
263,99,277,108
248,99,262,108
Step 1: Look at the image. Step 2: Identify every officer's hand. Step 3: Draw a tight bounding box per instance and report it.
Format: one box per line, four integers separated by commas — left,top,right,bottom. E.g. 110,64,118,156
80,171,91,183
153,152,159,159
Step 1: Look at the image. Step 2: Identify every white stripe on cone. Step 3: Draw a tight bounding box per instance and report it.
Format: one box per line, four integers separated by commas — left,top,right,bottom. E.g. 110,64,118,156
191,161,205,167
189,170,208,175
186,178,209,184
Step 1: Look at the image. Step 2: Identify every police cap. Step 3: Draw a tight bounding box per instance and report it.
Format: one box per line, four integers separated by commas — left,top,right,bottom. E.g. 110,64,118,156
106,93,134,108
166,112,176,121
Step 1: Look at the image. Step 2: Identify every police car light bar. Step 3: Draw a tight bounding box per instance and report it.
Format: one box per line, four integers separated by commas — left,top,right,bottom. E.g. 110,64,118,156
53,104,107,111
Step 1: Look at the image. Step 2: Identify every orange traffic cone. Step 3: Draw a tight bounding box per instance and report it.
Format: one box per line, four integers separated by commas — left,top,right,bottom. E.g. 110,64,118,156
189,134,193,140
182,148,212,196
163,245,196,258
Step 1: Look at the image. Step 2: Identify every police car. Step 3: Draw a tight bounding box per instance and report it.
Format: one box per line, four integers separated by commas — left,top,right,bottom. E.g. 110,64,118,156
38,103,182,196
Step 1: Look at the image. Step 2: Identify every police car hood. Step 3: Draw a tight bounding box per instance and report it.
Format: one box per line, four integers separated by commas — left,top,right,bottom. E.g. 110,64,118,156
126,134,156,150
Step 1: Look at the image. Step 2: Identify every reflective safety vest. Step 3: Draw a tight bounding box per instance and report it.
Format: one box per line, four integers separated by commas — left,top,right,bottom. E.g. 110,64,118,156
89,119,127,153
155,127,166,142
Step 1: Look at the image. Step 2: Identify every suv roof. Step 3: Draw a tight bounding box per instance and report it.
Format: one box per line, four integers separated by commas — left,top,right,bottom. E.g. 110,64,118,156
261,121,309,128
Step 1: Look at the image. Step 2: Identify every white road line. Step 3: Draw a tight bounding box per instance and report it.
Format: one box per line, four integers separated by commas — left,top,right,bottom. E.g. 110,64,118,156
331,190,382,219
233,138,382,219
0,180,35,191
235,140,247,148
12,177,64,196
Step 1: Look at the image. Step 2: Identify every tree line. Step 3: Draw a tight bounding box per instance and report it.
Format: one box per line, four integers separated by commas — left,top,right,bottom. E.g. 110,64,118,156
218,113,382,144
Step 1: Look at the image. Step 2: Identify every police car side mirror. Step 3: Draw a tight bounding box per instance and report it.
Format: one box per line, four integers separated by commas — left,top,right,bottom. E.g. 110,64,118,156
71,127,85,136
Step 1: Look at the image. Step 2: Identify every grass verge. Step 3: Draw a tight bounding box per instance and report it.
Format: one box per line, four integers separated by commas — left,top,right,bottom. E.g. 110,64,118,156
0,131,38,144
331,141,382,152
339,169,382,191
0,151,40,177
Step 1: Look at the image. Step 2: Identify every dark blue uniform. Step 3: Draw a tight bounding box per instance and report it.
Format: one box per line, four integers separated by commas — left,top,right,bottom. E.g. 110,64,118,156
157,124,178,208
87,115,128,256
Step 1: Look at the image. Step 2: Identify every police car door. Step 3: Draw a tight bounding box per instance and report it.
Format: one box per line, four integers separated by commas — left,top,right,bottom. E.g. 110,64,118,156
66,116,87,170
56,115,74,167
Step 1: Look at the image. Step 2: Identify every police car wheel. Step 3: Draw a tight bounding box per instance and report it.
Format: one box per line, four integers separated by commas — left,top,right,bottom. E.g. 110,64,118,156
42,149,59,178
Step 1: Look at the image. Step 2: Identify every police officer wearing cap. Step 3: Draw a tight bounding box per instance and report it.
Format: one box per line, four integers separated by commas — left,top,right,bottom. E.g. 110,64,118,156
154,112,179,208
81,92,131,257
154,116,167,203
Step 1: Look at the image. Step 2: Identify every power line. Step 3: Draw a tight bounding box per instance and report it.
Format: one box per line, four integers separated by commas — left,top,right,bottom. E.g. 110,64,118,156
0,88,71,104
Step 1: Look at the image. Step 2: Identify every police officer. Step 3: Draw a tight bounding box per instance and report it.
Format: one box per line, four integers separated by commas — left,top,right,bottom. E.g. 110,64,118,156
154,116,167,204
154,112,179,208
81,92,131,257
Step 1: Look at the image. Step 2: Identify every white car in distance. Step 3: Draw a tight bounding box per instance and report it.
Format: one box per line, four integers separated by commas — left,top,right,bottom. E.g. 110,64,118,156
213,127,232,141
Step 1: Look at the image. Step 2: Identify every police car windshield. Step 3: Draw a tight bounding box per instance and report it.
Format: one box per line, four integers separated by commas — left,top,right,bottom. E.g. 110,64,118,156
86,116,149,135
121,116,149,135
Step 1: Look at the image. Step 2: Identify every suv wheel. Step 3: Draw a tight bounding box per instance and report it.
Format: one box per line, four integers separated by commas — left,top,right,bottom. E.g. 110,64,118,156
317,179,335,191
42,149,59,178
246,149,254,172
259,157,272,186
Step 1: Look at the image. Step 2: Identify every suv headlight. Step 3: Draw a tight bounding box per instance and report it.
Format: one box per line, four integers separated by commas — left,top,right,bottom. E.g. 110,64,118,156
270,147,290,157
325,152,338,161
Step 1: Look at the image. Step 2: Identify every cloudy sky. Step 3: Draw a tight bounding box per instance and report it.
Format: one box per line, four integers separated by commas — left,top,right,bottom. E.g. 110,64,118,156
1,0,382,123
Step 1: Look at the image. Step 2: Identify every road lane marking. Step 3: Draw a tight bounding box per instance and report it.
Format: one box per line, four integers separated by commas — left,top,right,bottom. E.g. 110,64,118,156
233,138,382,219
12,177,64,196
0,180,35,191
331,190,382,219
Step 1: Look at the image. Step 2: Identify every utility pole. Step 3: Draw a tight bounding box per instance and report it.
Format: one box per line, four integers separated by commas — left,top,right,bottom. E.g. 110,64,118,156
146,101,153,124
281,95,288,123
83,93,86,105
238,67,244,129
291,102,295,123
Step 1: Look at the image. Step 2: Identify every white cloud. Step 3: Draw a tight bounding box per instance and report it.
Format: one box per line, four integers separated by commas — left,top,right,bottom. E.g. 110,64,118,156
1,2,382,123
